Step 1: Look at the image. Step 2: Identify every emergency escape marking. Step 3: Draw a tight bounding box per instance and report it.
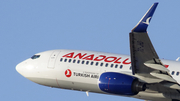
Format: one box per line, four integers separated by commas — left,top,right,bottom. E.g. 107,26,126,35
48,51,60,69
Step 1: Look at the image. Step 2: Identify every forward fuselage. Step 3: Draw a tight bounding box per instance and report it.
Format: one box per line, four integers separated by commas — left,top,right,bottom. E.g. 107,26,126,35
16,49,180,100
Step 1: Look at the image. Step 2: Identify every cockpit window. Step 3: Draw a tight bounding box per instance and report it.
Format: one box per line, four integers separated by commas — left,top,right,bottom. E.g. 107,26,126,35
31,55,40,59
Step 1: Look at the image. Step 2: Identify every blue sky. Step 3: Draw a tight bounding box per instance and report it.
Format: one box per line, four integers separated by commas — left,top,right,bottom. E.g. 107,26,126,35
1,0,180,101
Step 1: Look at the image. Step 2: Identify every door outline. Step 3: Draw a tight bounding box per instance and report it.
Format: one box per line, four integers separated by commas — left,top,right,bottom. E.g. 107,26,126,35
48,51,60,69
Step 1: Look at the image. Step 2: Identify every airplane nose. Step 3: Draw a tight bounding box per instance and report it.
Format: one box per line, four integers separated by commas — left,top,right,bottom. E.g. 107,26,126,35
16,61,35,77
16,62,25,76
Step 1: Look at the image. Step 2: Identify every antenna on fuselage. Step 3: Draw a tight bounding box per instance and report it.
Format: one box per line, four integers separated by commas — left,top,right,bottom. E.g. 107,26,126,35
86,91,89,96
176,57,180,61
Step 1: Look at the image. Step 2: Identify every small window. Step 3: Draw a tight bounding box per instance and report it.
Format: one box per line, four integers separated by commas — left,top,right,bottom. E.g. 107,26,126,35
86,61,89,65
91,62,94,65
111,64,114,68
120,65,123,69
82,60,85,64
96,62,99,66
105,63,108,67
60,58,63,62
31,55,40,59
176,72,179,76
100,63,103,66
171,71,175,75
68,59,72,63
73,59,76,63
129,66,132,70
115,64,118,68
77,60,80,64
64,59,67,62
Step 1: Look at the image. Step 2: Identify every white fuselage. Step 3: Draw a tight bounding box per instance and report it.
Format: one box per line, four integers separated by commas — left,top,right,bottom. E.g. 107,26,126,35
16,49,180,100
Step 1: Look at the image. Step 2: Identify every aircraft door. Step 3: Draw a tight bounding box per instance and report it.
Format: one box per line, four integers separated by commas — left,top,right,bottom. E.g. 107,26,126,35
48,51,60,69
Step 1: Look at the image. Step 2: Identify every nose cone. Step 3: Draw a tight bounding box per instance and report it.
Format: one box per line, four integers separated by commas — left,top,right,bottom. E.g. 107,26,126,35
16,62,24,76
16,60,36,77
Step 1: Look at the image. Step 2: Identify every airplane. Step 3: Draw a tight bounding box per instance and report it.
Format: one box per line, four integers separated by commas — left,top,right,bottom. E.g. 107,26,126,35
16,2,180,101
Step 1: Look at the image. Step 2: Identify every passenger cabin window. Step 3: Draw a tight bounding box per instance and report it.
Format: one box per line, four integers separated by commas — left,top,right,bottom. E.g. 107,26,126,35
68,59,72,63
100,63,103,66
73,59,76,63
105,63,108,67
86,61,89,65
110,64,114,68
176,72,179,76
31,55,40,59
95,62,99,66
130,66,132,70
120,65,123,69
171,71,175,75
82,60,85,64
77,60,80,64
115,64,118,68
60,58,63,62
64,59,67,62
91,62,94,65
